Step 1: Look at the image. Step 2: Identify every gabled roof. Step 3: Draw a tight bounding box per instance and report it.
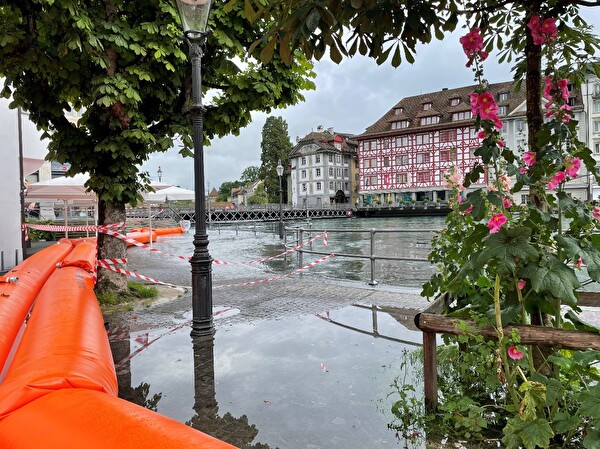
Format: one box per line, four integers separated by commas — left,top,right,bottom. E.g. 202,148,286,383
290,130,358,157
358,81,528,138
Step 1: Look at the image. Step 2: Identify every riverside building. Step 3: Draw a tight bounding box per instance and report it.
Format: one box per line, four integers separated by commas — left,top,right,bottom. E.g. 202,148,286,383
289,126,358,207
356,79,592,206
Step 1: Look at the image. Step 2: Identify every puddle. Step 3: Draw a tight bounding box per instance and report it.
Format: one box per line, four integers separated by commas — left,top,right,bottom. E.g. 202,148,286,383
109,305,424,449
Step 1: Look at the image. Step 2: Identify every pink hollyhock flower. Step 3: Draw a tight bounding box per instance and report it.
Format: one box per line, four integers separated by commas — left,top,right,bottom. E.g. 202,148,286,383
543,76,554,100
497,139,506,148
508,346,524,360
465,205,473,214
487,213,507,234
523,151,536,166
541,18,558,42
477,130,488,139
593,207,600,220
557,78,569,101
547,171,566,190
519,166,528,174
499,174,511,191
576,258,583,268
460,28,485,55
503,197,513,209
565,157,581,178
517,279,526,290
457,195,464,204
562,114,572,124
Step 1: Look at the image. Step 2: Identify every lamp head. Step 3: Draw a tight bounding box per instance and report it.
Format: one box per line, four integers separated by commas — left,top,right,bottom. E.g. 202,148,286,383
175,0,212,34
276,160,284,177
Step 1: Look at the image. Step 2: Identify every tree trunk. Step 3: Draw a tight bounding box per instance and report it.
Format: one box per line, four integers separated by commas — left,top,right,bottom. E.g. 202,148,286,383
96,198,128,294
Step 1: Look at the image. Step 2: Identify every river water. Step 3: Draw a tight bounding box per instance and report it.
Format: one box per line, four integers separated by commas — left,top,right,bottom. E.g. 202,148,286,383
109,215,447,449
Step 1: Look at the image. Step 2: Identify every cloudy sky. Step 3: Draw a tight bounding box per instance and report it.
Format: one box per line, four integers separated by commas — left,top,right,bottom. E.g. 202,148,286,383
141,9,600,192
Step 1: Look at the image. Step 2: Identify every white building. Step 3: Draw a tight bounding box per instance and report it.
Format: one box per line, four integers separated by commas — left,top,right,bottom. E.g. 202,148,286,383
0,94,48,272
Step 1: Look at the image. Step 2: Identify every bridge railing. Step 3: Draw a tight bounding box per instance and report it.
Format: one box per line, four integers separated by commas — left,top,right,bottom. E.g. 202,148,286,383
288,227,441,286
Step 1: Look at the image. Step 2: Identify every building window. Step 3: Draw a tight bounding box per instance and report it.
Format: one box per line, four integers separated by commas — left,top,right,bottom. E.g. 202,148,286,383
336,168,341,177
329,154,334,162
594,121,600,133
329,167,334,176
440,129,457,142
594,101,600,113
521,194,530,204
396,154,409,165
316,182,322,191
302,183,307,192
394,107,404,115
364,158,377,168
423,102,432,111
450,98,460,106
335,143,342,150
315,154,321,163
594,83,600,95
343,156,349,164
416,171,431,183
416,134,430,145
452,111,472,121
420,116,439,126
344,182,349,190
384,156,390,167
517,120,525,132
336,155,341,163
595,142,600,154
498,92,509,101
329,181,334,189
568,97,576,107
301,156,306,165
391,120,409,130
365,175,378,186
396,173,408,184
301,170,307,179
440,150,455,162
316,168,321,177
416,152,430,163
396,136,409,147
498,105,508,115
344,168,348,177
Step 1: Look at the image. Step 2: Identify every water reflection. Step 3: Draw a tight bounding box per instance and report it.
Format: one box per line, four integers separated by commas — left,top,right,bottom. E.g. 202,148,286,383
108,305,425,449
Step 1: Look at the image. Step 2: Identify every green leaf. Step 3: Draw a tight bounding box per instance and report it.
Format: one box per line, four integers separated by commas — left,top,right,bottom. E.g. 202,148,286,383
522,256,580,306
478,226,538,276
577,385,600,419
503,417,553,449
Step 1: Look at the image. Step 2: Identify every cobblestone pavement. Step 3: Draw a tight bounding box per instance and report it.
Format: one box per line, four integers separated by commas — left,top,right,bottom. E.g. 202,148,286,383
103,276,432,332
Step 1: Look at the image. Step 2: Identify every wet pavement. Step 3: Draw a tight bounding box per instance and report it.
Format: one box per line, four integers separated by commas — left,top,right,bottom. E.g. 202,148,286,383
103,270,430,449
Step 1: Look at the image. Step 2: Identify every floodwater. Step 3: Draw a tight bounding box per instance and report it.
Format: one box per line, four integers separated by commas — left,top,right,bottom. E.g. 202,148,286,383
109,216,444,448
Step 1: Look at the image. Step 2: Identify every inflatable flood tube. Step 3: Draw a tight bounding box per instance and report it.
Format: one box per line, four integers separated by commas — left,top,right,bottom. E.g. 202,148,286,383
0,266,117,419
0,388,237,449
58,240,97,273
0,239,74,379
131,227,183,236
126,230,157,246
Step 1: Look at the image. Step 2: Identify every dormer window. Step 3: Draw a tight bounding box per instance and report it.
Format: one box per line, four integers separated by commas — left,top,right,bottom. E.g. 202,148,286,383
420,116,440,126
423,102,432,111
498,105,508,115
450,98,460,106
391,120,409,130
394,107,404,115
498,92,509,101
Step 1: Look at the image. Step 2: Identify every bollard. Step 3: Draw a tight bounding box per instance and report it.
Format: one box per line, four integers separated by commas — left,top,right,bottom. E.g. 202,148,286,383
298,229,304,269
1,251,4,272
368,229,378,286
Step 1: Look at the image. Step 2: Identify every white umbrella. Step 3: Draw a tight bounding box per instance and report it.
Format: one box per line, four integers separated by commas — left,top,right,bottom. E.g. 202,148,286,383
143,185,196,202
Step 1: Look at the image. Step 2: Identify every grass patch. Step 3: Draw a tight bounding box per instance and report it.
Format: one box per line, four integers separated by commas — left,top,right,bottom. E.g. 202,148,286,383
97,281,158,307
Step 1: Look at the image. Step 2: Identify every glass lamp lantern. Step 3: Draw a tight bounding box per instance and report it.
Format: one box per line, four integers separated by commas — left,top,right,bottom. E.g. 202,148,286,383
175,0,212,33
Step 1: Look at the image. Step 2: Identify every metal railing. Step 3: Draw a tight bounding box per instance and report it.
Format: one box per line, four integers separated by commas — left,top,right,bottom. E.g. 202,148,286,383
288,226,441,286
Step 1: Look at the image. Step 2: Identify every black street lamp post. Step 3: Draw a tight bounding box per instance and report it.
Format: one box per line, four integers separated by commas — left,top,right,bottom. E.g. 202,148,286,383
276,159,284,239
157,166,162,182
175,0,214,336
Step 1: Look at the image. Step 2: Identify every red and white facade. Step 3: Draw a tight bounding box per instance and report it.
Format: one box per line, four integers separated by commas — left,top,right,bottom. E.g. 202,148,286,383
356,81,523,205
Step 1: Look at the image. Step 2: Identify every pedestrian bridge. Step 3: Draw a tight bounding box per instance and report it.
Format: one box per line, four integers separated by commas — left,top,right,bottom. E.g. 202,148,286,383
127,204,352,224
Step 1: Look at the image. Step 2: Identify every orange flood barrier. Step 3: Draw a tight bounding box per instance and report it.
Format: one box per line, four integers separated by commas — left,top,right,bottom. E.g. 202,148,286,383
131,226,184,236
0,239,73,377
0,240,235,449
126,229,158,246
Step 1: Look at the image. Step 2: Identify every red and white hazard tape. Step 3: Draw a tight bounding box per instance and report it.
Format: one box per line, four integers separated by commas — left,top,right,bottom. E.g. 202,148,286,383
97,258,127,268
26,222,125,233
100,263,185,288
